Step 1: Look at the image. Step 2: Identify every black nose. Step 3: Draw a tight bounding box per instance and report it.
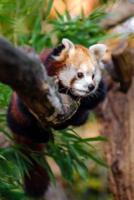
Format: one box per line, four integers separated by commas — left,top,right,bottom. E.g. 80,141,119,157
88,84,95,91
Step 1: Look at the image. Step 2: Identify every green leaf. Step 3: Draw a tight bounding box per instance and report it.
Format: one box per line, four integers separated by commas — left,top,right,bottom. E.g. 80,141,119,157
78,136,107,143
0,154,7,161
88,152,108,167
44,0,54,19
0,128,13,140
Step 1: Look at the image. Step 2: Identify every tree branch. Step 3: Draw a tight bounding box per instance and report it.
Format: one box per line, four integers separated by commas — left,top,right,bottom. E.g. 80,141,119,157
101,0,134,29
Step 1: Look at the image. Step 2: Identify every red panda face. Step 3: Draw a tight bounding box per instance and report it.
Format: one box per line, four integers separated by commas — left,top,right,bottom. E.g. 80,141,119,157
53,39,107,97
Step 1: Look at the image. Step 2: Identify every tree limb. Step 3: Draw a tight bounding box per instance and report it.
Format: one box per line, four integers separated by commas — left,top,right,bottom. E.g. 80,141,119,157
101,0,134,29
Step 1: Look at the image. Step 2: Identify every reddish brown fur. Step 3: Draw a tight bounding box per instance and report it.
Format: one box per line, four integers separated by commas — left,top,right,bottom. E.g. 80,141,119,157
58,45,91,69
9,92,50,197
10,93,30,125
14,132,49,197
40,44,93,77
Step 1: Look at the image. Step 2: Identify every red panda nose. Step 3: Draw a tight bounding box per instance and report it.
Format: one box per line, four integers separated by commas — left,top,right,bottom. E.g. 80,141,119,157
88,84,95,92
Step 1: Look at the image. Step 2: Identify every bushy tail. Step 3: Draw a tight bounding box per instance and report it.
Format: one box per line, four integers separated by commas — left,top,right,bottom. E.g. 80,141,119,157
24,162,49,197
7,93,50,198
15,135,50,198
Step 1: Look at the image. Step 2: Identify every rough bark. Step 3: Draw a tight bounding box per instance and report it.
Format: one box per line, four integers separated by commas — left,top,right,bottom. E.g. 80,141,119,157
0,37,77,127
98,36,134,200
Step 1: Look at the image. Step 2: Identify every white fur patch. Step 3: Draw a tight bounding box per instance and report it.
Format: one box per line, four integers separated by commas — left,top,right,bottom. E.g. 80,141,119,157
62,38,75,55
79,63,89,72
80,61,95,73
62,38,74,50
89,44,107,63
72,70,101,97
58,62,102,97
58,66,76,87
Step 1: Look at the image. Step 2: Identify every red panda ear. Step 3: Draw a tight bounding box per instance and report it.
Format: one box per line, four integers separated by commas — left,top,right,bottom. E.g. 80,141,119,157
62,38,75,52
89,44,107,65
52,38,75,61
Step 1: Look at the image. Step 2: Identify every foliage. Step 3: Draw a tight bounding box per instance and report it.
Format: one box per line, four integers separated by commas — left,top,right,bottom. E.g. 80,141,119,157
47,129,107,183
0,84,12,108
48,7,107,47
0,0,109,199
0,0,108,51
0,146,29,200
0,108,107,200
0,0,52,50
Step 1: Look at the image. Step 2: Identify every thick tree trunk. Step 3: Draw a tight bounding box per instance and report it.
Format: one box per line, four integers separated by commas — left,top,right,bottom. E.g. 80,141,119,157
98,36,134,200
100,80,134,200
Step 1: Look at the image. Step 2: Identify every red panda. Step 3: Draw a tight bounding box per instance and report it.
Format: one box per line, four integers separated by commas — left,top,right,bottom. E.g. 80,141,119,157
40,38,107,128
41,38,107,97
7,39,107,197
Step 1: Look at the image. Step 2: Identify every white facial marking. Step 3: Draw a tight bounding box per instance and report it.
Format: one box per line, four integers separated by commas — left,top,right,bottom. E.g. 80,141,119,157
73,61,102,97
58,60,102,97
80,63,89,72
58,65,76,87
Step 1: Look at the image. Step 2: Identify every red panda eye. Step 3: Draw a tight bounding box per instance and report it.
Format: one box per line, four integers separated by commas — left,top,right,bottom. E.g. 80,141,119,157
77,72,84,78
92,74,95,79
